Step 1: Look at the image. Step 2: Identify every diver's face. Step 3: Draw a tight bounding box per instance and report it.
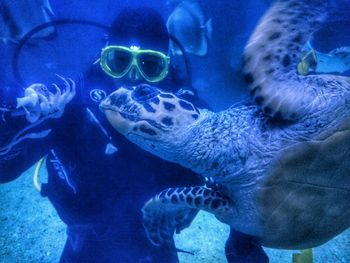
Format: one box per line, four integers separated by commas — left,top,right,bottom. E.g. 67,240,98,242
112,67,143,87
127,65,142,82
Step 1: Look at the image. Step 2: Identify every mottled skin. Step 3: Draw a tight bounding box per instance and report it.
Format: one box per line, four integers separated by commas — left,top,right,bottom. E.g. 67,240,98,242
100,0,350,255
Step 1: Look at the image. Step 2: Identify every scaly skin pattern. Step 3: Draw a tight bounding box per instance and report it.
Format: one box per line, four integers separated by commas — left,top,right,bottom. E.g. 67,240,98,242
172,91,350,237
101,78,350,246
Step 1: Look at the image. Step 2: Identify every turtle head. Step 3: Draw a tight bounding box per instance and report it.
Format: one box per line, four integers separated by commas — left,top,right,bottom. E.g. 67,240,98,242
100,84,201,159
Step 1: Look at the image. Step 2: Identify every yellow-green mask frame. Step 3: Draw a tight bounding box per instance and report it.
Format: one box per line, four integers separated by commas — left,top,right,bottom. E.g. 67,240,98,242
100,45,170,83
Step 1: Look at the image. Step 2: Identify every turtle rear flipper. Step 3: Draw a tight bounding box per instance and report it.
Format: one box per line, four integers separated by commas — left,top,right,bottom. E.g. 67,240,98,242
254,122,350,248
243,0,350,121
142,186,232,246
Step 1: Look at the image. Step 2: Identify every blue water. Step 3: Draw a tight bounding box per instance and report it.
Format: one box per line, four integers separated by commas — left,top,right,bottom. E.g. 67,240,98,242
1,0,350,262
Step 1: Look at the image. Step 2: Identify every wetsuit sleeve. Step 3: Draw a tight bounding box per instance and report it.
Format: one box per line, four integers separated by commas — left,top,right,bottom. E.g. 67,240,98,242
0,87,55,183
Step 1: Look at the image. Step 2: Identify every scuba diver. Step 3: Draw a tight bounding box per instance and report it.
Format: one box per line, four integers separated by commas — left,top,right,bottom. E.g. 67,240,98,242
0,7,205,263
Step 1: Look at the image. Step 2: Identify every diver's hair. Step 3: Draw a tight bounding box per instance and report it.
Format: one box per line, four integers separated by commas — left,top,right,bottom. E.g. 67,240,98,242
108,7,169,52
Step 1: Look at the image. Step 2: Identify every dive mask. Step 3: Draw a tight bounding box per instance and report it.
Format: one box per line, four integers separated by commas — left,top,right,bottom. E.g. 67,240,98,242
100,45,170,83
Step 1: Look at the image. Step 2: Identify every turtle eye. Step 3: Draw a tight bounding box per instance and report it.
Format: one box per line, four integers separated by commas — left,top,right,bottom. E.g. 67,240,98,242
132,84,158,102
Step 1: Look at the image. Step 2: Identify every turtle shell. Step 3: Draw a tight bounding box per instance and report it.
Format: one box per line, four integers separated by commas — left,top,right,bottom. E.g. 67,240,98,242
253,121,350,249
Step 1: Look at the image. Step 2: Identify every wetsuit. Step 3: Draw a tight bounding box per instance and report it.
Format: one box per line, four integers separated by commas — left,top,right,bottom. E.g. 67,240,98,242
0,64,203,263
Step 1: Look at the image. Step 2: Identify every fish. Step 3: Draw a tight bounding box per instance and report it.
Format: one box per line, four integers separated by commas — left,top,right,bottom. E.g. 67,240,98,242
167,0,212,56
0,0,56,44
166,0,183,8
298,42,350,76
166,0,197,9
316,46,350,74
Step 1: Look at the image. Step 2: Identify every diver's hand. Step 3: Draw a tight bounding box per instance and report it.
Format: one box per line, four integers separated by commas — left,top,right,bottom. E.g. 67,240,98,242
16,75,76,123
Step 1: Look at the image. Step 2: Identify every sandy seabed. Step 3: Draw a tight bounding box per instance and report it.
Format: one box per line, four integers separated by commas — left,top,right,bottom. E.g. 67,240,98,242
1,165,349,263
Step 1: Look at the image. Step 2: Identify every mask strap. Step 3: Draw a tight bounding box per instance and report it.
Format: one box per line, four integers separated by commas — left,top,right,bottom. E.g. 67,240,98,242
12,19,110,86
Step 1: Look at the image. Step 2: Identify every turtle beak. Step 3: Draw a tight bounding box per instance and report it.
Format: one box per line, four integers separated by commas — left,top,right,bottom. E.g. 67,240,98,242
99,88,131,113
99,97,111,113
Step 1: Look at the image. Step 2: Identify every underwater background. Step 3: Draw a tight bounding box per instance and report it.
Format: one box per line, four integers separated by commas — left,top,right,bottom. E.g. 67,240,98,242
1,0,350,262
1,166,349,262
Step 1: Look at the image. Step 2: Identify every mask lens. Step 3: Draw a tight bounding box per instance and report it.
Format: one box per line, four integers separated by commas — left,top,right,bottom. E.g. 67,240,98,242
106,49,132,76
138,53,167,80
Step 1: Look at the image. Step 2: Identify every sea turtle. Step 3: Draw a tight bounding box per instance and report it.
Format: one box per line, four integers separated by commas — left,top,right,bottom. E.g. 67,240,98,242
99,0,350,261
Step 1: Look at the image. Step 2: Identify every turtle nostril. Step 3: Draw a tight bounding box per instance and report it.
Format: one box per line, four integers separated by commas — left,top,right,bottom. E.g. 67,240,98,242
132,84,157,102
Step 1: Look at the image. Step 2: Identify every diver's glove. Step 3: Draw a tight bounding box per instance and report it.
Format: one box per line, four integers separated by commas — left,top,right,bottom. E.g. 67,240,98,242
16,75,76,123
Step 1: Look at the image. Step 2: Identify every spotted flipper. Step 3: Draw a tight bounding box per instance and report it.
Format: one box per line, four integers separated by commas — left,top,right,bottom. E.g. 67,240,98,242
243,0,350,120
142,186,232,246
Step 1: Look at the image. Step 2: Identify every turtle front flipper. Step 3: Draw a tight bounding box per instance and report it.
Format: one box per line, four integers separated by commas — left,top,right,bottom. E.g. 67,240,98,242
243,0,350,121
142,186,232,246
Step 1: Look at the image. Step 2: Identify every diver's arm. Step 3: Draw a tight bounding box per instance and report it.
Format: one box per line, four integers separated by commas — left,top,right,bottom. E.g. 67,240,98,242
0,89,52,183
0,132,53,183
